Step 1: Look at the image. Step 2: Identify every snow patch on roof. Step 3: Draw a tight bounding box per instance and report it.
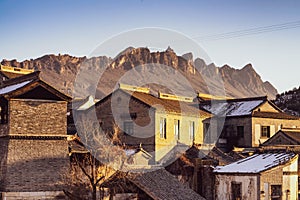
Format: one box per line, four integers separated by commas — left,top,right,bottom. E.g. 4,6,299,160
77,95,99,110
214,152,295,173
0,80,32,95
125,149,137,156
202,100,264,117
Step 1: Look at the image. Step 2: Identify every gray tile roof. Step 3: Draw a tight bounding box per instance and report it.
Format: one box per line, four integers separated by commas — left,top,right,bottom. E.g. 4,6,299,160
128,169,205,200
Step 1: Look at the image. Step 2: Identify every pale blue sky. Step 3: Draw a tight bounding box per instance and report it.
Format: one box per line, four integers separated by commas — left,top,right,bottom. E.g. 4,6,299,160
1,0,300,93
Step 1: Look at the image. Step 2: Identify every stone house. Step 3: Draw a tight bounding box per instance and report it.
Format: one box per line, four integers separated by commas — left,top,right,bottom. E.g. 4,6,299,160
201,96,300,151
214,152,298,200
0,71,71,199
82,84,211,163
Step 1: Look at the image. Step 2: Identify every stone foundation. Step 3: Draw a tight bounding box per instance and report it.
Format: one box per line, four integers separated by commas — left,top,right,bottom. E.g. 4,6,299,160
1,191,66,200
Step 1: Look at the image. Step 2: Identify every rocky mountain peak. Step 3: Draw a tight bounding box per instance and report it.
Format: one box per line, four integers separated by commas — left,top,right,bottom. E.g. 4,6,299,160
1,47,278,99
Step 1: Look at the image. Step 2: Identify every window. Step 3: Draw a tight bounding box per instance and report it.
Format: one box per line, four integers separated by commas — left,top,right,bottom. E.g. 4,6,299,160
174,119,180,140
221,125,229,138
231,182,242,200
160,117,167,139
189,121,195,141
204,123,210,143
237,126,244,138
124,121,134,135
261,126,270,138
0,104,8,124
271,185,282,200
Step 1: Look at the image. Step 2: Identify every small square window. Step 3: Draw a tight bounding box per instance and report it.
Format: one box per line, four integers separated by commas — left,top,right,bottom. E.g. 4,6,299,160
261,126,270,138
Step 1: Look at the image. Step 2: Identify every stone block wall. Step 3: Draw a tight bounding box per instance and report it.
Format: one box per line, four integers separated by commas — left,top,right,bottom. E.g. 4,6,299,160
0,137,8,190
214,174,258,200
1,138,69,192
220,117,253,148
1,191,66,200
9,99,67,135
0,125,8,137
93,90,155,152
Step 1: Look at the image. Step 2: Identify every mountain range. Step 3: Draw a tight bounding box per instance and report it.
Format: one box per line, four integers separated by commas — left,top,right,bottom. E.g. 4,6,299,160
1,47,278,99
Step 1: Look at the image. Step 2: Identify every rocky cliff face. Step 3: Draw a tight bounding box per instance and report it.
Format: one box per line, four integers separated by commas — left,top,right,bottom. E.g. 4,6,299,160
1,47,278,99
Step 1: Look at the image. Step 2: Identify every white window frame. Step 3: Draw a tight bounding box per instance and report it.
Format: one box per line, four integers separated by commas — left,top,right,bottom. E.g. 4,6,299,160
160,117,167,139
189,121,195,141
174,119,180,140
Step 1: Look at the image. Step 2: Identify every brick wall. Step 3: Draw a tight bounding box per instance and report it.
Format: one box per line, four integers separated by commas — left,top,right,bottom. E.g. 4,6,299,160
0,137,8,190
9,99,67,135
1,138,69,192
260,168,283,187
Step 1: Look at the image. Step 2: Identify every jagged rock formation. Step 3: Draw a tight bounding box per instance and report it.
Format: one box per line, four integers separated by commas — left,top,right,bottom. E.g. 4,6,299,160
1,47,278,99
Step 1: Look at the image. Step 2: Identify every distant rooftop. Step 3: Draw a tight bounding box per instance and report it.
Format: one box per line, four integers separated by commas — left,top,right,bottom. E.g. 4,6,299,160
0,64,34,79
214,152,296,174
200,96,267,117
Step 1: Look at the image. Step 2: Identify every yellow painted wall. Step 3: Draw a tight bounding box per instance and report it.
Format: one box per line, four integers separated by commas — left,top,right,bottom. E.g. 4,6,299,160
253,101,280,113
252,117,300,146
154,111,205,161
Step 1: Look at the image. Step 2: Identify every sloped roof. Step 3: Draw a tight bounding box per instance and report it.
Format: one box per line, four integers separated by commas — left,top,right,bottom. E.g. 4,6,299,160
127,90,210,117
94,88,211,117
0,71,71,101
200,96,267,117
214,152,297,174
0,80,32,95
283,131,300,143
208,147,241,166
128,169,205,200
252,111,299,120
263,129,300,145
